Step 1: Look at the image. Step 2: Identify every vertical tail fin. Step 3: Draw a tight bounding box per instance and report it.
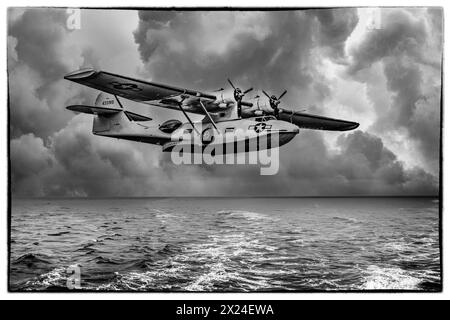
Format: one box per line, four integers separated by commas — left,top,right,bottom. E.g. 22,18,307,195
92,93,128,134
94,92,122,109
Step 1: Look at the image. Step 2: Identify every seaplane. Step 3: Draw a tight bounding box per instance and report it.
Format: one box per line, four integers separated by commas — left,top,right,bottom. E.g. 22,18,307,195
64,68,359,154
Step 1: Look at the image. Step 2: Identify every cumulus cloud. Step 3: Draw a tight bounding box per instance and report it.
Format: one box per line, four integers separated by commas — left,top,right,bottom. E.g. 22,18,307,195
8,8,441,197
310,8,359,62
8,8,92,139
349,10,428,73
347,8,442,175
10,133,54,196
11,125,437,197
8,8,141,139
9,8,70,84
276,130,437,196
133,10,360,109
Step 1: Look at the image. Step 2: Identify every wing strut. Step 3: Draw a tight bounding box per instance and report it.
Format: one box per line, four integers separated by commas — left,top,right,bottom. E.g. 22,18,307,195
198,99,219,133
177,97,200,135
114,95,124,109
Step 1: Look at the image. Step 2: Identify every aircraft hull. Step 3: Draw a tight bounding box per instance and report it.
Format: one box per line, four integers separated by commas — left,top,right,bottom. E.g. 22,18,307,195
161,131,298,154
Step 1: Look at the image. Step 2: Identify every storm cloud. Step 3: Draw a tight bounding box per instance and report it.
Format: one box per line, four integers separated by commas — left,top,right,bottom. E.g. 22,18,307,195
8,8,441,197
347,8,442,174
8,8,94,139
11,122,437,197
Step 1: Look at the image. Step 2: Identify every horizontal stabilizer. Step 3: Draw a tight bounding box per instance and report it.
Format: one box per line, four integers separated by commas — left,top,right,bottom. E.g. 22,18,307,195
66,105,122,115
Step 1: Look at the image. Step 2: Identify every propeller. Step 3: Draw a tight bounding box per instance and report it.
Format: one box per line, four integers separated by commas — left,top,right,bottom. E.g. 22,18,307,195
263,90,287,108
262,89,287,118
227,79,253,103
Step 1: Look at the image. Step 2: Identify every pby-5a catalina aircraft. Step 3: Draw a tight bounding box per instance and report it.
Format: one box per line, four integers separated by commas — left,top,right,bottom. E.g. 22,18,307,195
64,68,359,153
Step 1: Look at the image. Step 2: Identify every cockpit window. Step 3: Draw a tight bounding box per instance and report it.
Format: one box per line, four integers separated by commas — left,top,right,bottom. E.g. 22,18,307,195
159,119,183,133
255,116,276,122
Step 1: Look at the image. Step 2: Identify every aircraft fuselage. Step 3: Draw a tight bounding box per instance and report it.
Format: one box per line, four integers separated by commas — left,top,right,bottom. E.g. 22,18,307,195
94,113,299,153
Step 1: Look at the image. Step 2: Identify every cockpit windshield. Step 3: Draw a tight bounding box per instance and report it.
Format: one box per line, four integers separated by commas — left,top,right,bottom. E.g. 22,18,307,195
254,116,276,122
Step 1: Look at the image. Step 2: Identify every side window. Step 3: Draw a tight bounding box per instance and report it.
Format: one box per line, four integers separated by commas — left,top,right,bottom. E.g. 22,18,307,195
159,119,183,133
225,128,235,133
184,128,193,134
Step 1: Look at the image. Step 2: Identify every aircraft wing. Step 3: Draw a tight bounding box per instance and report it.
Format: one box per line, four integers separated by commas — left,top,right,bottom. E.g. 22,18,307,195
64,68,234,114
279,109,359,131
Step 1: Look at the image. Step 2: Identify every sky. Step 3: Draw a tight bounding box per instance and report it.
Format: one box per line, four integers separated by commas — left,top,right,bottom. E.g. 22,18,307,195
8,7,442,197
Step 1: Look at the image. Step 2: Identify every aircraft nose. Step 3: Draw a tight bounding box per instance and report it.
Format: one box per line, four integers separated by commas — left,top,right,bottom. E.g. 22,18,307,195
287,122,299,134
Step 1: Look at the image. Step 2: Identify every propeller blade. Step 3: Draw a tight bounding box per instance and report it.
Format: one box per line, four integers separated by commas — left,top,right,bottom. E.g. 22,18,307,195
278,90,287,100
262,90,271,99
227,79,236,90
244,87,253,94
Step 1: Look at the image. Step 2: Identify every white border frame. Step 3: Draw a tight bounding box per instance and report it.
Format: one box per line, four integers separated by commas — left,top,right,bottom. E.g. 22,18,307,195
1,0,448,300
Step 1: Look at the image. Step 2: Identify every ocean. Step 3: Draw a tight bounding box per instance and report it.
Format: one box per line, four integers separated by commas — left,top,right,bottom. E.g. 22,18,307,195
9,197,441,292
